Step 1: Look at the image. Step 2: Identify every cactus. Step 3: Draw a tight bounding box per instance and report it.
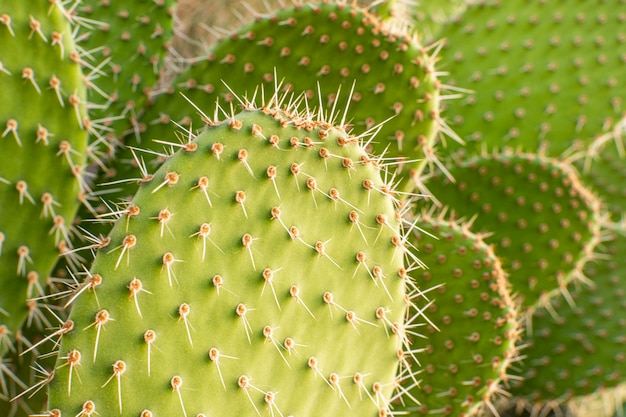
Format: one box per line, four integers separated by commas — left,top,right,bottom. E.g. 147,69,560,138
99,0,443,214
0,0,88,371
508,227,626,406
397,210,521,417
1,0,626,415
43,94,414,416
438,0,626,157
574,126,626,225
74,0,177,147
417,149,603,316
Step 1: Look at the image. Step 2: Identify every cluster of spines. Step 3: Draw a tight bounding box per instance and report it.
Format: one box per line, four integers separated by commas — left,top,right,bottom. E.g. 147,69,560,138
38,94,420,416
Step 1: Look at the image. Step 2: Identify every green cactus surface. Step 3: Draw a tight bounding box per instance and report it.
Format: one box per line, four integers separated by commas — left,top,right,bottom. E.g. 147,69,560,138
438,0,626,156
373,0,467,43
75,0,176,147
0,0,88,356
509,227,626,403
397,210,520,417
0,1,88,414
44,96,413,416
105,0,441,205
576,136,626,225
417,149,602,315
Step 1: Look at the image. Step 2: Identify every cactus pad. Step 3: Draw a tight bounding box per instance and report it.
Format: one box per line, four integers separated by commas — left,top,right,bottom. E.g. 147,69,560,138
397,210,520,417
439,0,626,156
417,149,602,314
510,228,626,403
44,96,412,416
0,0,87,358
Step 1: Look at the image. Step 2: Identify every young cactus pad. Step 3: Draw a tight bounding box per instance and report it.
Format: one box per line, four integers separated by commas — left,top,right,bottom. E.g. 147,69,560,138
398,210,520,417
418,149,602,315
438,0,626,156
44,97,412,416
0,1,88,357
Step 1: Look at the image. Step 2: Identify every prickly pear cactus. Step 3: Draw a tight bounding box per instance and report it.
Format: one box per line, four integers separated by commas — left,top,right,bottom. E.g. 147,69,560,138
397,210,520,417
575,133,626,225
75,0,176,144
373,0,467,42
44,96,413,416
439,0,626,156
417,149,602,315
109,0,441,205
509,227,626,403
0,0,87,357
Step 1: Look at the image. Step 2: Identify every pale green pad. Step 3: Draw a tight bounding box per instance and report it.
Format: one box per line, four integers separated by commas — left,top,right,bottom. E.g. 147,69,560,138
46,106,409,416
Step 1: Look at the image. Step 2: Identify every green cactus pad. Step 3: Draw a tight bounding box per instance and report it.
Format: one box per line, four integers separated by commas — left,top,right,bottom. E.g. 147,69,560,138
74,0,176,150
509,227,626,403
1,311,61,417
44,98,413,416
372,0,467,43
396,210,520,417
576,136,626,224
112,1,441,198
0,0,88,359
438,0,626,156
417,149,602,314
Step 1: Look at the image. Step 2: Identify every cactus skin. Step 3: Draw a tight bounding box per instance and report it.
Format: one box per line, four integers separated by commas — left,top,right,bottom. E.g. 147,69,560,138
0,1,88,414
0,0,87,357
418,149,602,315
438,0,626,156
75,0,176,145
372,0,467,43
397,210,520,417
508,227,626,404
45,98,412,416
575,136,626,225
110,1,440,199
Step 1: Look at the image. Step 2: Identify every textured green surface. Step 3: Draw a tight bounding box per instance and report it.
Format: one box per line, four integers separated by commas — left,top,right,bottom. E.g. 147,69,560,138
373,0,467,42
439,0,626,156
0,1,88,414
47,104,410,416
510,228,626,402
76,0,176,146
398,212,520,417
418,150,602,313
0,0,87,353
576,139,626,224
105,1,440,205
